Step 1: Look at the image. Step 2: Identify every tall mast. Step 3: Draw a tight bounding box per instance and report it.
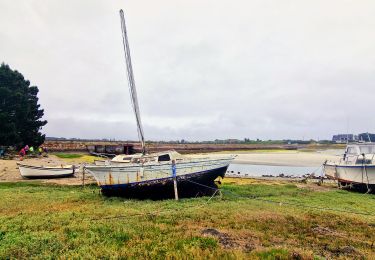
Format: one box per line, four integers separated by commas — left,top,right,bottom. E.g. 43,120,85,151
119,9,146,154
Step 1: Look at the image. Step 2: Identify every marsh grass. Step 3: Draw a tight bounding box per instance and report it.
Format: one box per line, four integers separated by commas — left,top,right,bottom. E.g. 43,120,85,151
53,153,102,163
54,153,83,159
0,180,374,259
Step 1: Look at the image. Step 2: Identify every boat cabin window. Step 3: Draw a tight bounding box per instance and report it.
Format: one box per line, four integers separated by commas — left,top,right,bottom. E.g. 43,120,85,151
347,147,357,154
355,158,372,165
359,145,375,155
158,154,171,162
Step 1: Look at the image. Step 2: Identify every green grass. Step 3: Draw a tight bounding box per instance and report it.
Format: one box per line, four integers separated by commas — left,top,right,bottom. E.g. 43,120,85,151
0,181,374,259
53,153,103,163
54,153,83,159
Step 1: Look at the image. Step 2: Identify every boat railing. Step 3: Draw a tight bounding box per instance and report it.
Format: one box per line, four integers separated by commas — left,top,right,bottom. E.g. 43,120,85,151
357,153,375,165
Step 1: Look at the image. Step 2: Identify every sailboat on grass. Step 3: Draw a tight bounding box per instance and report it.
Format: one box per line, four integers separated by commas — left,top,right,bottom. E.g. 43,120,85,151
84,10,234,199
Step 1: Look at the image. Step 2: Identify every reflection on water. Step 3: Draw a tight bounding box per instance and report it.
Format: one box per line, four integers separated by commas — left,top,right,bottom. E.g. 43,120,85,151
227,163,322,178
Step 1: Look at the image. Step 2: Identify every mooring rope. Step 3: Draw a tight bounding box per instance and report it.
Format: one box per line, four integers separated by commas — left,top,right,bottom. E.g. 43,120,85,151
88,186,220,221
308,164,324,177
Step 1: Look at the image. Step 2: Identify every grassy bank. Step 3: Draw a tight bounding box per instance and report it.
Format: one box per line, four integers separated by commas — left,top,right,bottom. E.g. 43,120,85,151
54,153,83,159
0,180,374,259
53,153,102,163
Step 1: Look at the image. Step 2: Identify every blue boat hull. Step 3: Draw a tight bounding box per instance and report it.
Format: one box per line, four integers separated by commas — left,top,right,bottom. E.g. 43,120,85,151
100,165,228,199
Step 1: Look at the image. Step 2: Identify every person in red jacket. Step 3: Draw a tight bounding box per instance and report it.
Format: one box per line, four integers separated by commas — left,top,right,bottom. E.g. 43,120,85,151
19,148,26,160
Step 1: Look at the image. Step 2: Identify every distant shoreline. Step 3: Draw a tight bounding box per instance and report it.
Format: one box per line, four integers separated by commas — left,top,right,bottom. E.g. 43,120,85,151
42,140,346,154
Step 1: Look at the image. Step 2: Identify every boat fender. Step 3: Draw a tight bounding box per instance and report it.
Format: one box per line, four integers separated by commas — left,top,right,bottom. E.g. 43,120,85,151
140,167,144,178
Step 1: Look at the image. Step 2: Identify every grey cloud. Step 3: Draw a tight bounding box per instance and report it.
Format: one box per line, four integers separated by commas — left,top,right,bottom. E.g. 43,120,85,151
1,0,375,141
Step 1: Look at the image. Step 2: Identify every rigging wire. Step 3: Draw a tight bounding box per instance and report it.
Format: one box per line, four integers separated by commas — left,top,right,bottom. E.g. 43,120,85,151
119,9,146,154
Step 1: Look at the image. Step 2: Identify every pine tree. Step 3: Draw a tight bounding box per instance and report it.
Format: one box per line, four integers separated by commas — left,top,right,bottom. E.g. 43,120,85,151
0,63,47,147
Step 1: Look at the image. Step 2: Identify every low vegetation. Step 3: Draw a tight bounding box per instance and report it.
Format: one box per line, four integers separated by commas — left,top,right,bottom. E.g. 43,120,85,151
53,153,102,163
54,153,84,159
0,179,374,258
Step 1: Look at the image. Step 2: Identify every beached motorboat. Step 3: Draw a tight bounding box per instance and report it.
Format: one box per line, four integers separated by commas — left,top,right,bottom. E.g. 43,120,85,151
323,143,375,192
85,10,234,198
17,163,75,179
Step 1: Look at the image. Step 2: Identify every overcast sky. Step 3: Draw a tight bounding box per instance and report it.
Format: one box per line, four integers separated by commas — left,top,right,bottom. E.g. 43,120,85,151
1,1,374,141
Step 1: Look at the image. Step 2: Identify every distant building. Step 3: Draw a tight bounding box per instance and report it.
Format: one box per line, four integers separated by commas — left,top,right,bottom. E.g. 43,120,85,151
332,134,358,143
358,133,375,142
226,139,241,144
214,139,241,144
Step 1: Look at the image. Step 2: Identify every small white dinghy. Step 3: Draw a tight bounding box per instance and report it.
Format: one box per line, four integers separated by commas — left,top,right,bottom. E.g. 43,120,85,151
17,163,75,179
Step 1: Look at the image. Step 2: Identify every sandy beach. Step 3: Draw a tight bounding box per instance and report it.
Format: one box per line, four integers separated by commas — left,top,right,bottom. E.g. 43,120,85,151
196,149,342,167
232,150,341,166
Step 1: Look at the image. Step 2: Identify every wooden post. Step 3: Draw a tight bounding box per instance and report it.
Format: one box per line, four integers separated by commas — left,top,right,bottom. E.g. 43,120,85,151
173,176,179,201
82,165,85,188
172,160,178,200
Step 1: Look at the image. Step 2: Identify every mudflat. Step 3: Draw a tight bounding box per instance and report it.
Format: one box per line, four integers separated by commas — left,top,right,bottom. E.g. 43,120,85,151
234,151,340,166
202,150,343,166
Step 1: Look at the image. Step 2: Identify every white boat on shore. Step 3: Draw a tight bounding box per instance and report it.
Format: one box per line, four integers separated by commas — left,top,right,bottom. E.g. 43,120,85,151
85,151,234,198
17,163,75,179
323,143,375,192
